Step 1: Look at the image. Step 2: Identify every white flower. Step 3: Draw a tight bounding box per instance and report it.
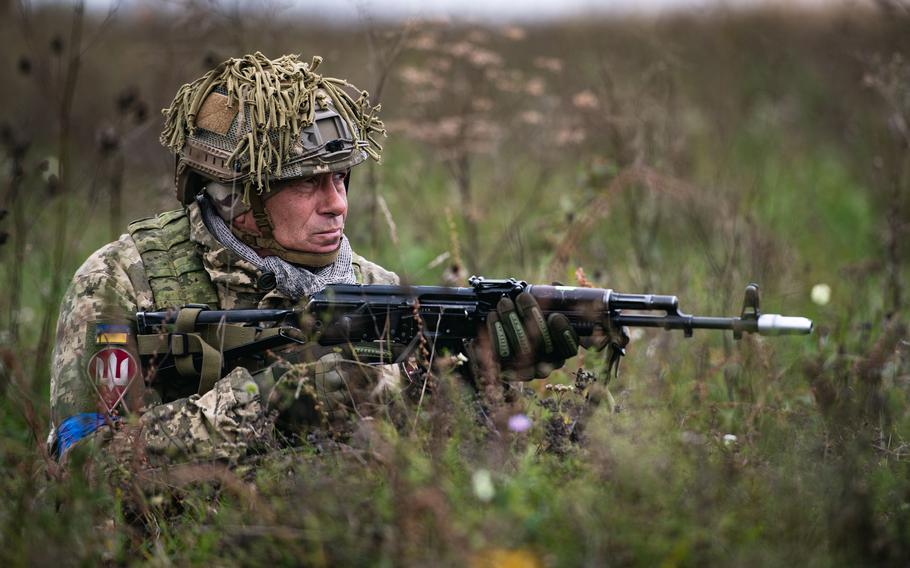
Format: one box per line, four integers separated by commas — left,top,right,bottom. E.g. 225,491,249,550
472,469,495,502
811,284,831,306
723,434,737,446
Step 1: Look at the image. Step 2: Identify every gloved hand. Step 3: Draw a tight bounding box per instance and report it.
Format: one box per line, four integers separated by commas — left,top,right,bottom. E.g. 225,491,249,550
485,292,581,380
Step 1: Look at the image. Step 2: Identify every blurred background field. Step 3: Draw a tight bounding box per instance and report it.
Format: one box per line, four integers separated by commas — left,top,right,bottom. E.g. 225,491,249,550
1,0,909,565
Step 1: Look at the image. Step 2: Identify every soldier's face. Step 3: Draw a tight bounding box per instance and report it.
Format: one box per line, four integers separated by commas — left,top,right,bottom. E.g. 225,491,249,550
232,171,348,254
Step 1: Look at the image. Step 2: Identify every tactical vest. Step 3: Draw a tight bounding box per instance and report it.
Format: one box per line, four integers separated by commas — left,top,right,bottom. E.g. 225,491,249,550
128,209,220,310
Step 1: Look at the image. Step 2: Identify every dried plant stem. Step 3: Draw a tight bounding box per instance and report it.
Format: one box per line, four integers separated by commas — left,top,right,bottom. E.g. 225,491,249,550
454,152,479,272
480,167,553,270
34,0,84,381
108,153,124,241
368,163,381,254
444,207,464,272
361,17,410,253
547,166,699,282
883,153,907,313
3,163,26,343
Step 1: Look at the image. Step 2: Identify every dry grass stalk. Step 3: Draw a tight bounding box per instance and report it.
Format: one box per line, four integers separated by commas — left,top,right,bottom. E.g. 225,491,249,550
547,165,700,282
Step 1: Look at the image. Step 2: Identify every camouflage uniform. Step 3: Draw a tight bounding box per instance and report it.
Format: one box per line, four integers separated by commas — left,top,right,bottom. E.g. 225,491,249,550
49,201,399,464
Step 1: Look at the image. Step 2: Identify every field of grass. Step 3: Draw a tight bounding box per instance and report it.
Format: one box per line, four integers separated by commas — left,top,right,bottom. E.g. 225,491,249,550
1,2,909,565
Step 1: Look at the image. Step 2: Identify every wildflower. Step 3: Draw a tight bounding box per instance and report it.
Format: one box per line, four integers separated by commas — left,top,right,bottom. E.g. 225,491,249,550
50,35,64,55
399,66,435,87
17,56,31,76
811,284,831,306
472,469,495,502
519,111,542,125
555,128,585,146
472,98,494,112
508,413,532,433
410,33,437,51
448,41,474,58
501,26,527,41
723,434,737,446
468,48,503,68
572,90,599,110
534,56,563,73
471,548,541,568
525,77,545,97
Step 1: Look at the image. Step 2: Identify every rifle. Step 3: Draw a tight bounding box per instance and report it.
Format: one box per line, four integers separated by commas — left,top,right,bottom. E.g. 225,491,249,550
136,277,812,380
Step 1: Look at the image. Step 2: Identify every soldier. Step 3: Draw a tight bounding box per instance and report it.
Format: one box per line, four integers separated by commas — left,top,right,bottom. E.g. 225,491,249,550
49,52,580,469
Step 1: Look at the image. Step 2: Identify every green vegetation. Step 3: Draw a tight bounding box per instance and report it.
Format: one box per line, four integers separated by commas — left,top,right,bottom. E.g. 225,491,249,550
1,3,908,566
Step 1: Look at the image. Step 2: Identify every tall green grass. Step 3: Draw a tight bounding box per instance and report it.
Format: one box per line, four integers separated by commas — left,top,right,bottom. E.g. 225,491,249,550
1,5,909,566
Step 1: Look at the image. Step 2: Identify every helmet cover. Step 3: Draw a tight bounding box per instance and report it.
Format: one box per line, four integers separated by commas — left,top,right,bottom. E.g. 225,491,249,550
160,52,386,204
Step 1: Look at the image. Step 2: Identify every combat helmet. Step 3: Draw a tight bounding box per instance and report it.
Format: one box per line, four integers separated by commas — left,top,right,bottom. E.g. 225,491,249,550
160,52,385,265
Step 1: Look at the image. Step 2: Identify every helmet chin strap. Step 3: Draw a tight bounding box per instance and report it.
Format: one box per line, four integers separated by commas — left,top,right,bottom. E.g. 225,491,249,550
231,190,341,268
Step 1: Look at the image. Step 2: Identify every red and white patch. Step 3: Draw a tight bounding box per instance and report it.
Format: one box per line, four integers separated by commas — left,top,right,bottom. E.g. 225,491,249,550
86,347,138,409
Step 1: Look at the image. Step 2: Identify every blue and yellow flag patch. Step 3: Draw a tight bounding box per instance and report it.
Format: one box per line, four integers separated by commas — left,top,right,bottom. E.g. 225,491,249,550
95,324,130,345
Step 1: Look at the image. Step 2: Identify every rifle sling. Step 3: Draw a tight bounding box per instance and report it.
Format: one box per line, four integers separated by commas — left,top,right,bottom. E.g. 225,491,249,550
136,308,283,394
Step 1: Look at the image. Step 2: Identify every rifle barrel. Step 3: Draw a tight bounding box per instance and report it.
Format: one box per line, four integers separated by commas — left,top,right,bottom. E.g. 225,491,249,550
612,313,812,336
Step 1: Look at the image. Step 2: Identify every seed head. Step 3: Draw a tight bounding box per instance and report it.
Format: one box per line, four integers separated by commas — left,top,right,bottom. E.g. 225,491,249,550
17,56,31,76
50,35,64,55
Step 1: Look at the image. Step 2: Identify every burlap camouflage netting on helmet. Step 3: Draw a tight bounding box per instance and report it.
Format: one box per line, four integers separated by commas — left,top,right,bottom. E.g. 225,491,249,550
160,52,386,201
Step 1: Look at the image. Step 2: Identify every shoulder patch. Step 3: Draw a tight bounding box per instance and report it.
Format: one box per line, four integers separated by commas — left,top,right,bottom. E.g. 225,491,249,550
196,92,238,135
96,324,130,345
86,346,137,410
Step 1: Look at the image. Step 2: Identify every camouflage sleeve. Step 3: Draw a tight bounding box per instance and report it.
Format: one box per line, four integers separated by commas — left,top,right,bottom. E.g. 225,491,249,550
351,252,399,285
49,235,161,457
137,367,271,460
65,368,273,482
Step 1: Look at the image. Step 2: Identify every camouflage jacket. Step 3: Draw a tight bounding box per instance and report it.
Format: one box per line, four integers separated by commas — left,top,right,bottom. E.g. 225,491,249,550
49,202,399,461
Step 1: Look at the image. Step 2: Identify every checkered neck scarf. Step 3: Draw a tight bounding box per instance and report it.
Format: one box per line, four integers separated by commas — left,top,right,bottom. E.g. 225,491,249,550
198,195,355,300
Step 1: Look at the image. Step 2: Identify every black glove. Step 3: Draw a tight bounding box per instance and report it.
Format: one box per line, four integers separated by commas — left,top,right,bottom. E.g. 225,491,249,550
485,292,580,380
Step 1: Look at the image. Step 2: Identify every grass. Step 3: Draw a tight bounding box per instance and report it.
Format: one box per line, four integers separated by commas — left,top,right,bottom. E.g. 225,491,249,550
1,3,909,566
